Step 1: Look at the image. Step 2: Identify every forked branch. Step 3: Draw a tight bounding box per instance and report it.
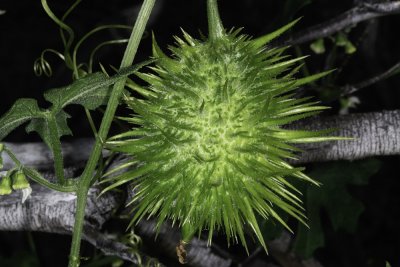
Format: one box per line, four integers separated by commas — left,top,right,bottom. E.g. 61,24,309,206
276,1,400,46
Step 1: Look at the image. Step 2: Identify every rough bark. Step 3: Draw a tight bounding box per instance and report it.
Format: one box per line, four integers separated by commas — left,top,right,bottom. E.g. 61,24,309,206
290,110,400,164
0,181,162,266
136,219,232,267
2,138,96,171
340,61,400,97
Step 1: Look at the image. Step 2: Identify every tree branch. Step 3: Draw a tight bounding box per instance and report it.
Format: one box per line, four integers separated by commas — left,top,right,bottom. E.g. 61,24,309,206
276,1,400,47
340,60,400,96
3,111,400,168
2,138,96,171
289,110,400,164
136,219,233,267
268,232,324,267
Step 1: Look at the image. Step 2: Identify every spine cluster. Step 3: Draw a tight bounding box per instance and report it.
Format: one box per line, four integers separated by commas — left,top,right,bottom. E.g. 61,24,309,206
106,1,337,250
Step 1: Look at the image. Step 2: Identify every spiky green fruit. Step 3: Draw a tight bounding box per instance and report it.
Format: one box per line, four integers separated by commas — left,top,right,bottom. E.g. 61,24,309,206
106,1,338,251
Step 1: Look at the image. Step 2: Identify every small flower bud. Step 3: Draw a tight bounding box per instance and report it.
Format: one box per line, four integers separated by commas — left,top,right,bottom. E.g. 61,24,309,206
310,38,325,54
0,174,12,195
12,170,30,190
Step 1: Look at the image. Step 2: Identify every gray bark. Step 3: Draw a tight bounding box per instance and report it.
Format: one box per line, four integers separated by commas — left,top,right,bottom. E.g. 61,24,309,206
136,219,232,267
290,110,400,164
340,61,400,96
2,138,96,171
0,181,162,266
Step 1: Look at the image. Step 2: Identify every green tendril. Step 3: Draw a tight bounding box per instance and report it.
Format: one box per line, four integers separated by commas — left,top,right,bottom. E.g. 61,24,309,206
89,39,129,73
41,0,75,71
72,24,131,78
60,0,82,49
34,49,65,77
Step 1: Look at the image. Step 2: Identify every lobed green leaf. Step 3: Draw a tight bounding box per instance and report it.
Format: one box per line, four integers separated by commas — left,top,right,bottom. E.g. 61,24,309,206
0,99,44,141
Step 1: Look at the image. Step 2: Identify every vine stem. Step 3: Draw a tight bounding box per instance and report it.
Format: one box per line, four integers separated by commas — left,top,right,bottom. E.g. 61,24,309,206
47,114,66,184
41,0,75,72
67,1,156,266
207,0,224,41
3,147,76,192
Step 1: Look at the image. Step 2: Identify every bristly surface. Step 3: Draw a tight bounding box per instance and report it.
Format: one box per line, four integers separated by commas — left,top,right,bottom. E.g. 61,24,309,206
105,25,336,251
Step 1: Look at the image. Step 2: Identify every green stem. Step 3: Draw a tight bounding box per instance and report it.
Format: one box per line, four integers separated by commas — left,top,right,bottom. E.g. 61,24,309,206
207,0,224,41
3,147,75,192
72,24,131,77
84,108,99,137
67,1,156,266
60,0,82,49
88,39,129,73
47,114,66,184
41,0,75,72
24,167,76,192
62,0,83,22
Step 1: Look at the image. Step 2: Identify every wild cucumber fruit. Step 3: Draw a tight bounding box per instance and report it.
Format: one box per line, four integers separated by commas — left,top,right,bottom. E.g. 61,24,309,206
106,0,338,251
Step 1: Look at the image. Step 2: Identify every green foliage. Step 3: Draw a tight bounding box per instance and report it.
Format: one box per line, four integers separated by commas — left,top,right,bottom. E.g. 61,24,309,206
0,99,42,141
293,159,381,258
25,110,72,150
0,66,143,146
44,72,114,110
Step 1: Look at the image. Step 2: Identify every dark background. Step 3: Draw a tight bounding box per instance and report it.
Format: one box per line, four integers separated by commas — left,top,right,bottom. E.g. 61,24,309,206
0,0,399,266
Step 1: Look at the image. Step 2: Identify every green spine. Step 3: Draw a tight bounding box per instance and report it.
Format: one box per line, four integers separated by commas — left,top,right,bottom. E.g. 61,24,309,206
106,23,337,250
